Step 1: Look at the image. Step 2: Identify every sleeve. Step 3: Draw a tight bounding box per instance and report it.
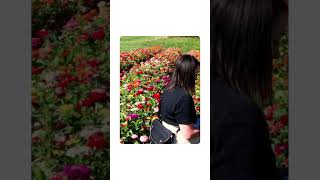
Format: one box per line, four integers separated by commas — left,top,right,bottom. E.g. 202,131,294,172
211,106,280,180
174,94,196,125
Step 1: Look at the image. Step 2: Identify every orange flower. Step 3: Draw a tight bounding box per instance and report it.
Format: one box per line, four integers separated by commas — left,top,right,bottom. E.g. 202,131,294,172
132,80,140,88
83,9,97,21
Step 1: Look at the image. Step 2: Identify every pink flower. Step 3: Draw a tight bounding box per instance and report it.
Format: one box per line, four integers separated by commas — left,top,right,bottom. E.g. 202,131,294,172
32,38,41,48
64,18,78,29
140,135,149,143
128,114,139,119
63,165,91,180
131,134,138,139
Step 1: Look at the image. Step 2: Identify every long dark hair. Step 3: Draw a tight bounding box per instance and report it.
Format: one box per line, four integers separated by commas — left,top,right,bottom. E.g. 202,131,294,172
167,55,200,94
211,0,282,106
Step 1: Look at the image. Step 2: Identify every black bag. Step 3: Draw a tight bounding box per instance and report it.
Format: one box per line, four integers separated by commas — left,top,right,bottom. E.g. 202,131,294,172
149,91,180,144
149,119,175,144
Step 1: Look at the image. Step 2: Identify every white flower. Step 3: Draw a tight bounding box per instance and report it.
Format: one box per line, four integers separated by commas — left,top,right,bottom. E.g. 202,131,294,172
140,135,149,143
79,126,101,140
131,134,138,139
66,145,93,158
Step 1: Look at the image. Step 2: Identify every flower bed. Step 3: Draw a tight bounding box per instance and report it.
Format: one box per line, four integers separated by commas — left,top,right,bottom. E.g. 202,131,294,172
32,1,110,179
120,48,200,144
120,46,163,76
264,33,289,168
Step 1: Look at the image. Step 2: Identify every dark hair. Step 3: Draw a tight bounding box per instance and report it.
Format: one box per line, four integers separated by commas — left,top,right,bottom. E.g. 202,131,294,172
210,0,282,106
167,55,200,94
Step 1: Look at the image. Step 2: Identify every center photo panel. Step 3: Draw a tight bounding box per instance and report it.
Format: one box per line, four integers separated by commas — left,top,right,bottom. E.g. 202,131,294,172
119,36,200,144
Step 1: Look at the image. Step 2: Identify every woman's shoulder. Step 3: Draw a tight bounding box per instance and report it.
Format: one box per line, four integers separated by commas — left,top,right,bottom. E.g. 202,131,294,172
164,87,190,97
211,80,263,126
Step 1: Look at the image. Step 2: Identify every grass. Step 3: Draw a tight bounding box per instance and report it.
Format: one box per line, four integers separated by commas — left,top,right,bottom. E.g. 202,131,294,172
120,36,200,53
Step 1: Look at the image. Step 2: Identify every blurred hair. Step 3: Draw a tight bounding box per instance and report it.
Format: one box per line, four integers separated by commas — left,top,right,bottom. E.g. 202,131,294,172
210,0,282,105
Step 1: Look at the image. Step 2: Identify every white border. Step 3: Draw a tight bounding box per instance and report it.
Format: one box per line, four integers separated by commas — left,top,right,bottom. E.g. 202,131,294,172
110,0,210,179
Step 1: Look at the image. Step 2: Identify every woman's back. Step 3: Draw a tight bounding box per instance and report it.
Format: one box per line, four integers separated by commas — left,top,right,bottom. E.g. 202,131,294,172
210,80,279,180
160,87,197,126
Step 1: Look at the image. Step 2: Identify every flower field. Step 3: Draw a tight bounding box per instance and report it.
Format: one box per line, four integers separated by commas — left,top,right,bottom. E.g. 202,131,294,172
120,47,200,144
32,0,110,179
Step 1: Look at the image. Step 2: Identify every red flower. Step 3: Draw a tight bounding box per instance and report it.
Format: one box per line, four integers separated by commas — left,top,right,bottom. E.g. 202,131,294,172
196,106,200,111
87,132,107,150
125,116,131,121
92,30,105,41
32,135,41,143
36,29,49,39
146,103,152,107
153,93,161,100
88,58,100,68
50,173,64,180
280,114,288,126
126,84,133,92
147,86,154,91
274,143,288,156
264,105,274,121
135,89,144,96
82,98,94,107
78,32,90,42
54,121,66,130
137,103,144,109
89,88,107,102
32,67,44,75
120,123,127,127
145,97,150,101
135,70,143,75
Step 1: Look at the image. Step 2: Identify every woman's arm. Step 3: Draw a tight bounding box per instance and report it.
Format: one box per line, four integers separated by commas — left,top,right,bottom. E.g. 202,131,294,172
174,94,200,140
179,124,200,140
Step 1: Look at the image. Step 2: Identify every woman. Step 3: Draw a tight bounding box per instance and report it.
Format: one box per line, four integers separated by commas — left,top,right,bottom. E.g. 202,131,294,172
210,0,286,179
159,54,200,144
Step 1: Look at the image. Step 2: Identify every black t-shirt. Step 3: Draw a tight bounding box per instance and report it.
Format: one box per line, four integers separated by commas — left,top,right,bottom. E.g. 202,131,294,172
210,80,280,180
159,87,196,126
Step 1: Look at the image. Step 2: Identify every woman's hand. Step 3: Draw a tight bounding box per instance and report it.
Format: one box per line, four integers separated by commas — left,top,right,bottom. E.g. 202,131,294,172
179,124,200,140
